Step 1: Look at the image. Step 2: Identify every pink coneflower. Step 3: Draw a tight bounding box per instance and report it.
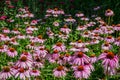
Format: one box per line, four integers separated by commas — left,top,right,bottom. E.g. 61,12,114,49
35,47,48,58
26,42,36,49
73,65,91,79
101,42,112,50
52,50,60,60
104,36,114,43
52,42,66,52
98,51,119,75
11,28,20,34
17,34,26,39
114,37,120,46
0,45,7,53
105,9,114,17
60,25,71,34
46,30,54,39
57,54,66,65
15,68,30,80
98,51,119,68
90,39,100,45
114,24,120,31
75,12,84,17
0,66,14,80
53,21,59,26
0,15,7,20
75,40,84,48
72,52,90,65
6,48,17,57
21,51,32,59
33,57,44,68
63,53,71,63
15,55,33,68
53,66,67,78
2,27,10,34
34,35,45,43
30,20,38,25
81,31,90,38
0,34,10,41
30,69,40,77
89,54,97,64
76,25,87,31
64,17,76,23
10,39,19,45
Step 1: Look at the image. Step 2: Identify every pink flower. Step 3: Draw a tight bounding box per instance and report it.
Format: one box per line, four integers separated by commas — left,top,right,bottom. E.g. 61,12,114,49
98,51,119,75
33,57,44,68
114,37,120,46
101,42,112,50
15,68,30,80
6,48,17,57
30,20,38,25
104,36,114,43
73,65,91,79
105,9,114,17
72,52,90,65
114,24,120,31
53,21,59,26
98,51,119,69
15,56,33,68
2,27,10,33
0,66,14,80
60,25,71,34
35,47,48,58
89,54,97,64
30,69,40,77
53,66,67,78
52,42,66,52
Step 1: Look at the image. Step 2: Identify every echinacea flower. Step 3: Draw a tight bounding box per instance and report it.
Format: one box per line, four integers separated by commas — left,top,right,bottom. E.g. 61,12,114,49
98,51,119,69
105,9,114,17
98,51,119,75
53,66,67,78
6,48,17,57
73,65,91,79
52,42,66,52
15,68,30,80
89,54,97,64
30,69,40,77
72,52,90,65
0,66,14,80
15,55,33,68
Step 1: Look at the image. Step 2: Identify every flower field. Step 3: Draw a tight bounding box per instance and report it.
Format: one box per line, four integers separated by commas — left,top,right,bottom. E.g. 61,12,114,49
0,0,120,80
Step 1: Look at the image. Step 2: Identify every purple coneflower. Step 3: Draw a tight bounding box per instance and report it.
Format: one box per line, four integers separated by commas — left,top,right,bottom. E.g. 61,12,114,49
53,66,67,78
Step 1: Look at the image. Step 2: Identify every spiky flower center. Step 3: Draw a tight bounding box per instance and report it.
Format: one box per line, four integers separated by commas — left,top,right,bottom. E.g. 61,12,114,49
9,48,15,52
77,52,83,58
38,35,42,39
106,52,114,59
106,9,111,13
77,66,84,71
57,66,64,71
77,40,82,43
19,68,25,73
0,46,4,49
40,48,44,50
53,50,59,53
32,70,37,73
104,43,109,46
20,56,27,62
56,42,62,46
65,53,70,57
3,66,10,72
107,36,112,39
